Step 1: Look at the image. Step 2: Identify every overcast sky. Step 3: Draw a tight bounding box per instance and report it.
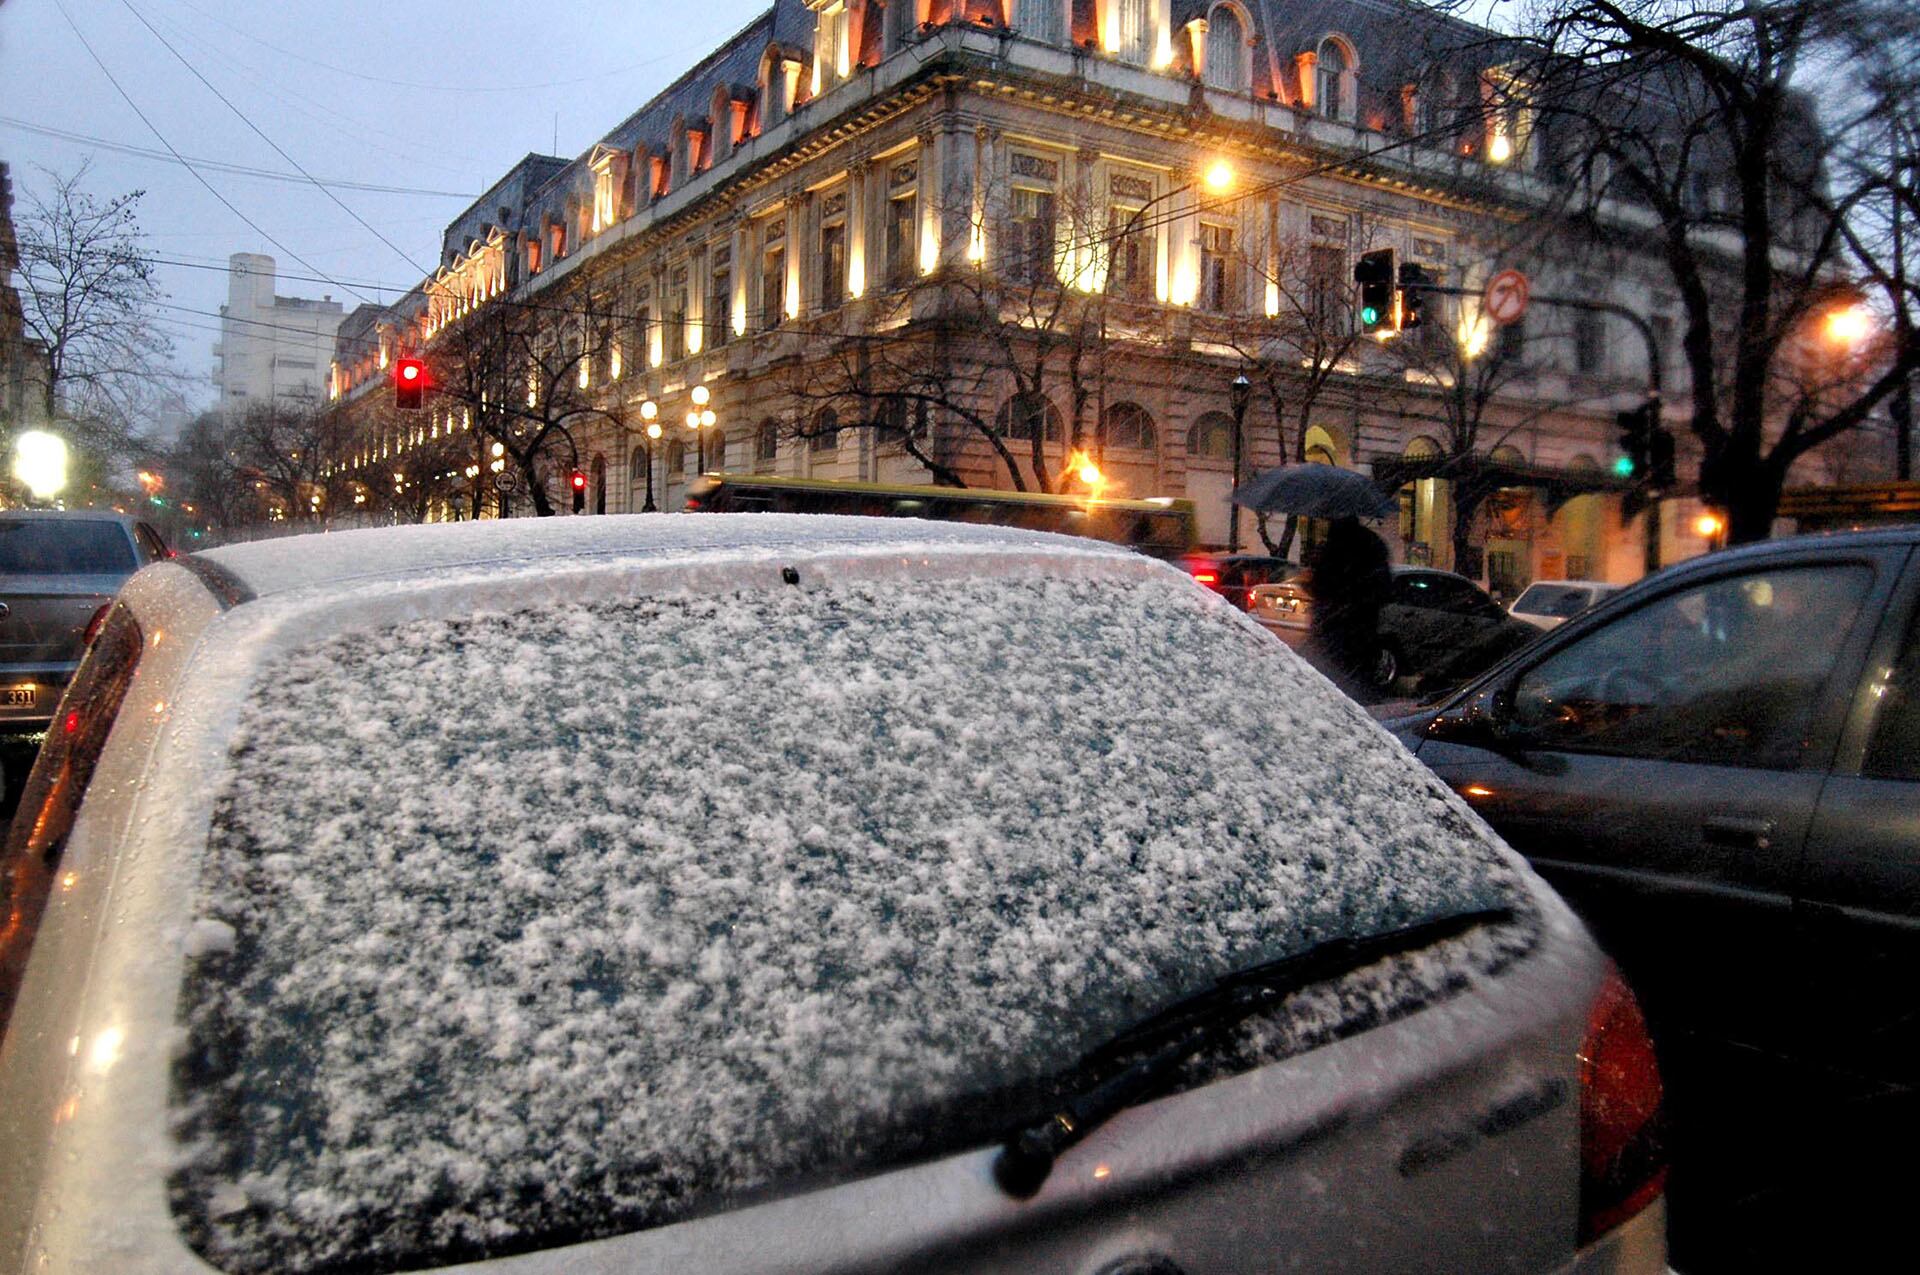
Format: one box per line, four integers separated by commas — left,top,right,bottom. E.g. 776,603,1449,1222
0,0,771,416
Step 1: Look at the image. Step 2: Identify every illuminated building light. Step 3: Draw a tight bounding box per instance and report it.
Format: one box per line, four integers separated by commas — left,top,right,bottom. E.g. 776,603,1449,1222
1488,130,1512,164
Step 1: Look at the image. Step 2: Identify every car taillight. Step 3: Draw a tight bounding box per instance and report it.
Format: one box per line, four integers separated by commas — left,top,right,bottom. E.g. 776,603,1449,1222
83,603,113,646
1193,572,1217,585
1578,966,1667,1243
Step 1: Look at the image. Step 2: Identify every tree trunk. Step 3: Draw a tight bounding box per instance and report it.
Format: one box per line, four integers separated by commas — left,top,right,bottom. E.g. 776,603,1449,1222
1702,445,1788,545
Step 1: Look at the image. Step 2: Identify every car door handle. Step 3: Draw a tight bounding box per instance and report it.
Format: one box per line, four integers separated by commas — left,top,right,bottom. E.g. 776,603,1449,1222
1702,816,1775,851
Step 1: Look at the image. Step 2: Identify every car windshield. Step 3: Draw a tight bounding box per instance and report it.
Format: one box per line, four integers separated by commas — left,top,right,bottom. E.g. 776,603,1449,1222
1513,583,1597,618
171,570,1526,1273
0,519,136,575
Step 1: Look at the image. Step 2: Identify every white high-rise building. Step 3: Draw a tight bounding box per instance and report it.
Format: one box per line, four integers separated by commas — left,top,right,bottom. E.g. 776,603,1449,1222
211,253,344,417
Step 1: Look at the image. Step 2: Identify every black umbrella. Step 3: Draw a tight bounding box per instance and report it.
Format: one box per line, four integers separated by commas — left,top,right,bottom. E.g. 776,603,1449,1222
1230,462,1398,520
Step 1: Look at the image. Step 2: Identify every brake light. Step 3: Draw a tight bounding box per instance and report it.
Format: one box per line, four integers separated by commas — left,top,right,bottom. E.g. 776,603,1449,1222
1193,572,1217,585
1578,966,1667,1243
62,710,80,736
83,604,113,646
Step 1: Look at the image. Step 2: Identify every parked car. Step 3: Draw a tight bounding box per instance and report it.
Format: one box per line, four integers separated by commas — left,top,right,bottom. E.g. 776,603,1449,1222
1508,580,1622,631
1384,526,1920,1271
1178,551,1296,609
0,516,1665,1274
0,511,169,810
1252,565,1541,692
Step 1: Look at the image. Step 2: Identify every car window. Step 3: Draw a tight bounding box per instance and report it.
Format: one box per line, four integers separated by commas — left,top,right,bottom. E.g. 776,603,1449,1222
1862,598,1920,781
1509,564,1873,768
1513,583,1595,619
170,573,1526,1274
0,519,138,574
1392,573,1444,607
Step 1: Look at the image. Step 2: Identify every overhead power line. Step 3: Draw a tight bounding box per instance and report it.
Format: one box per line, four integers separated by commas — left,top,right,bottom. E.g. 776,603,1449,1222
0,115,478,198
119,0,433,279
50,0,376,307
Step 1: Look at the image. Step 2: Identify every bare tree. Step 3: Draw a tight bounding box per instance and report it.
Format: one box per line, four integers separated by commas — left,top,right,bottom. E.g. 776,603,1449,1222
226,402,359,523
424,290,621,516
1514,0,1920,541
12,163,179,456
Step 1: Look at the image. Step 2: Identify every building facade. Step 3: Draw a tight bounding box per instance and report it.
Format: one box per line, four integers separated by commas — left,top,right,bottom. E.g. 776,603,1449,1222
1,162,52,446
214,253,345,420
328,0,1779,590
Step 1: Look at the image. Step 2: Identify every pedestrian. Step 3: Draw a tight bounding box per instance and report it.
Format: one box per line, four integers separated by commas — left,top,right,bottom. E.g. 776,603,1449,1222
1304,517,1392,697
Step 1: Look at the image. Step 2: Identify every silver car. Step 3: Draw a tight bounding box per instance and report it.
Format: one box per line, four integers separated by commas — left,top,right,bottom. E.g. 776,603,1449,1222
1508,581,1623,632
0,516,1666,1274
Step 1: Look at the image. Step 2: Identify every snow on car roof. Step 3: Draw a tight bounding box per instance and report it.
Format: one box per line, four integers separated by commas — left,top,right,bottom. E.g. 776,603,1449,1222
196,513,1127,599
170,568,1533,1273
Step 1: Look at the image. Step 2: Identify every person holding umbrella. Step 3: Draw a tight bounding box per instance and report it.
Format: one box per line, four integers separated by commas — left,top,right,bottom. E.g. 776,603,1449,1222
1231,463,1398,698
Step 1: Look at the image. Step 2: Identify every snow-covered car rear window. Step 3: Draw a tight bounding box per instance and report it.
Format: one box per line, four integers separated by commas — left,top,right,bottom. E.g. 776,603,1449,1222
171,569,1529,1273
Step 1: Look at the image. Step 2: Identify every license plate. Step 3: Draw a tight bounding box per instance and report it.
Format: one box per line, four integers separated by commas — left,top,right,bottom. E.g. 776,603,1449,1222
2,687,36,708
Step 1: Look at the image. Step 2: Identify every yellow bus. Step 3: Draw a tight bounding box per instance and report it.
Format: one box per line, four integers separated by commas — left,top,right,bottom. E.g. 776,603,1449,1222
683,474,1198,560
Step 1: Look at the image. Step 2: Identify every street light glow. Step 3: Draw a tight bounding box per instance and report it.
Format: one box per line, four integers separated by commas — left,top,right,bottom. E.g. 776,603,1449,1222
1694,511,1726,539
1824,303,1873,348
1203,159,1235,193
13,430,69,500
639,399,658,421
690,384,711,407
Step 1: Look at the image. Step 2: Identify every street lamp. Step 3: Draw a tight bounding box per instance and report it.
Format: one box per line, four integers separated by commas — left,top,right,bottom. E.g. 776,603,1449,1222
1823,301,1875,349
1228,374,1252,554
638,399,660,511
13,430,68,503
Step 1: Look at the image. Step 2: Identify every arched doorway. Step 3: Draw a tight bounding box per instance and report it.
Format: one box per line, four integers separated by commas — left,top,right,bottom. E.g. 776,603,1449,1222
1486,443,1533,600
1185,411,1238,546
1297,424,1344,561
1397,435,1450,567
1553,454,1605,580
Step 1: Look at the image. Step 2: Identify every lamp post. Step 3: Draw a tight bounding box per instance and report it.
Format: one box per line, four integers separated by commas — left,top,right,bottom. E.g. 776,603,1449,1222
1228,373,1251,553
638,399,660,511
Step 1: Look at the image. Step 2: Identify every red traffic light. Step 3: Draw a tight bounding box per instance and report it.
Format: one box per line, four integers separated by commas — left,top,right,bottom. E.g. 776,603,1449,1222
394,357,428,410
570,470,587,490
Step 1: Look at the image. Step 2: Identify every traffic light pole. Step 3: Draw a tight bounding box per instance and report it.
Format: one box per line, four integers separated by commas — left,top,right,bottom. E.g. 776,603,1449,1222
1400,281,1668,572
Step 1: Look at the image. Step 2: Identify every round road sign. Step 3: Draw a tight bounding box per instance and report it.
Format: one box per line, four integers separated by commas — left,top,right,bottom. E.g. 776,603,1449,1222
491,469,521,495
1483,269,1531,326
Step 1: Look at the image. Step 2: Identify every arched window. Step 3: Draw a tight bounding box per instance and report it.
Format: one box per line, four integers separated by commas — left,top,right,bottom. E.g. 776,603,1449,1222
1304,424,1343,468
629,445,648,483
1187,412,1236,460
1103,402,1157,451
1490,443,1527,467
590,453,607,514
810,407,840,452
666,438,687,475
1205,7,1249,93
1317,38,1354,121
996,393,1064,442
702,429,728,472
755,418,780,467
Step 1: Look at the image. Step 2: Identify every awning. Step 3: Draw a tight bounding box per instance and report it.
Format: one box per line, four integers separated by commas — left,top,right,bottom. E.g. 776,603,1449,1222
1369,454,1639,515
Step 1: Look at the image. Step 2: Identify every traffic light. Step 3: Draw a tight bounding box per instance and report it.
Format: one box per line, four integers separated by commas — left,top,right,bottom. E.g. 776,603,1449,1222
1397,261,1432,331
1648,422,1676,490
570,469,587,513
394,357,427,410
1354,248,1395,334
1614,402,1654,479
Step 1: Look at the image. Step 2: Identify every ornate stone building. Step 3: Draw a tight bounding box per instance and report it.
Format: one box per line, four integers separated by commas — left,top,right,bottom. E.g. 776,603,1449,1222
329,0,1738,589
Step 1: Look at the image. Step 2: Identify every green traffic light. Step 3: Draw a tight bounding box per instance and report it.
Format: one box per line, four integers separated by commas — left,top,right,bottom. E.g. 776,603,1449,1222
1361,306,1380,325
1612,455,1636,477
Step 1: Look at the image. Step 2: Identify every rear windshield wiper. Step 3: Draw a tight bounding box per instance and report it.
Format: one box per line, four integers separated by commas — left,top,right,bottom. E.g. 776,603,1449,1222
992,904,1513,1198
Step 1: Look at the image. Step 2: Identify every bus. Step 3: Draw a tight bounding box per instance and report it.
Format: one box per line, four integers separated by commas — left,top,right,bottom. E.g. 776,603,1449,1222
683,474,1198,560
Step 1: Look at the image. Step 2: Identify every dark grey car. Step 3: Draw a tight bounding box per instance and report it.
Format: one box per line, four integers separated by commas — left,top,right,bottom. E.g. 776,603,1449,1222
0,512,168,813
0,512,167,737
1386,526,1920,1271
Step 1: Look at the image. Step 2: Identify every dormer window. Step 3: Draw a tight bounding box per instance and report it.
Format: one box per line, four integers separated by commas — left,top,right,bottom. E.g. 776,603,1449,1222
1203,4,1249,93
812,3,852,98
1019,0,1066,46
1316,37,1356,122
